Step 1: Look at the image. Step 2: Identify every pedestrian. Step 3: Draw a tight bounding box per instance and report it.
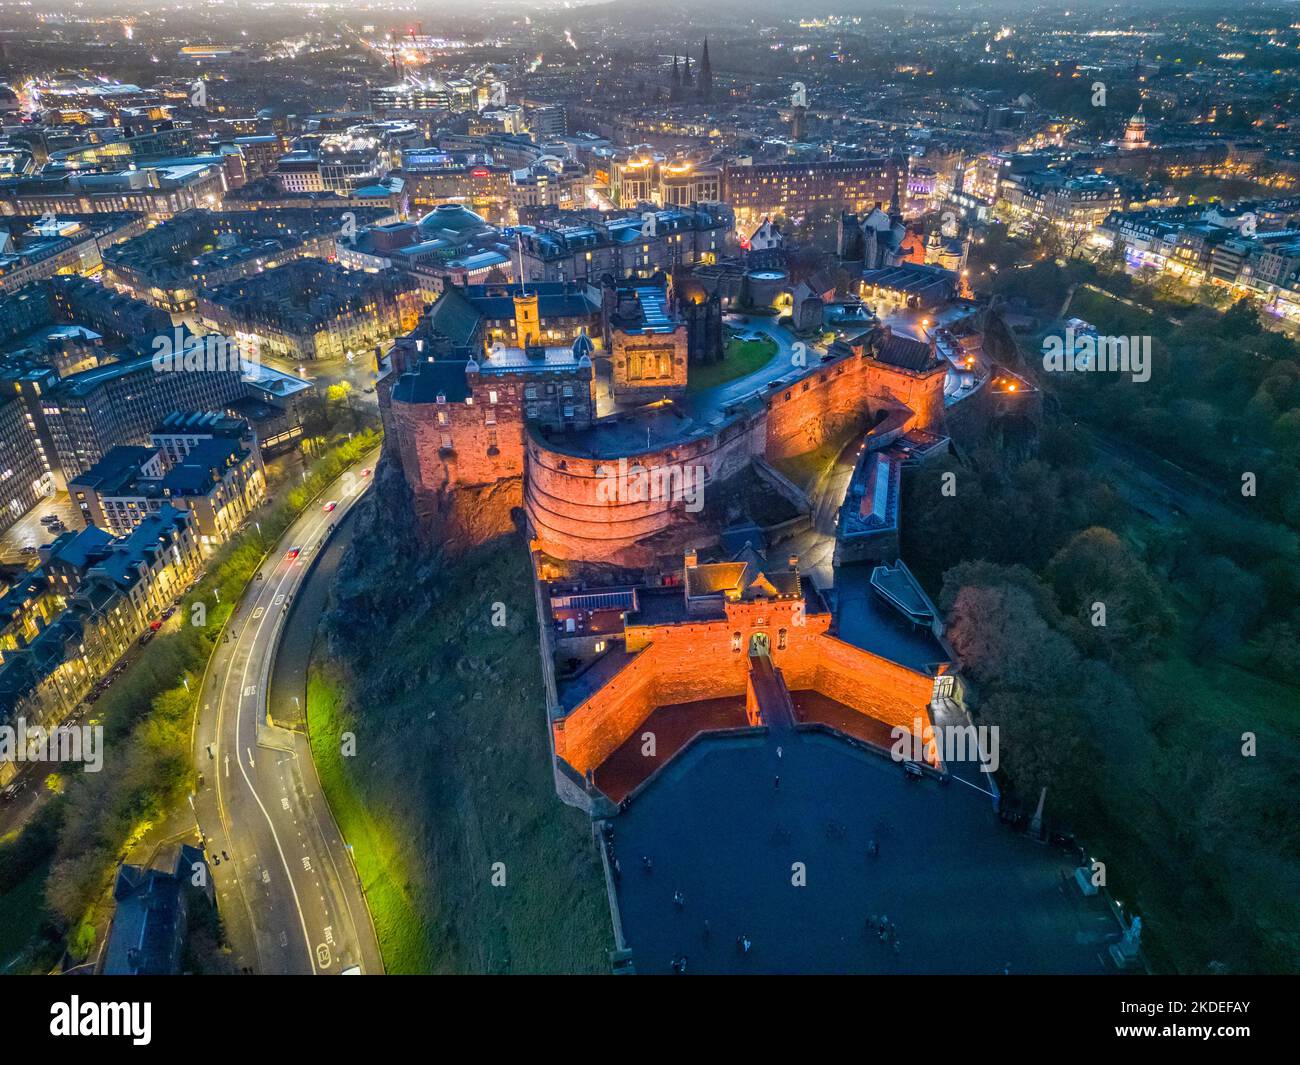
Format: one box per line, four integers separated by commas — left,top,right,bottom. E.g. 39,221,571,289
773,775,780,791
642,855,652,873
777,745,783,759
673,890,684,909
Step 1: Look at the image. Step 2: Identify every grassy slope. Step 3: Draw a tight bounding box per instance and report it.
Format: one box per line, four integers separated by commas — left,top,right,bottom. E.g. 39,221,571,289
0,862,49,971
307,529,610,974
687,335,778,392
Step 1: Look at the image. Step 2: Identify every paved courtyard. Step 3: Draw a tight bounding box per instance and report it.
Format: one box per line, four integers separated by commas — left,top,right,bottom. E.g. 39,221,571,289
610,727,1119,974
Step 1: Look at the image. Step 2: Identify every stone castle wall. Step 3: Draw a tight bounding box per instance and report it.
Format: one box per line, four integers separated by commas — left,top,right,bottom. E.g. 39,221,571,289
385,340,954,562
554,605,935,777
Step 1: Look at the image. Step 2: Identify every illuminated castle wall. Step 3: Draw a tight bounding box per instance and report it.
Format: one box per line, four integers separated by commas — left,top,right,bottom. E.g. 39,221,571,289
551,555,942,779
383,315,950,565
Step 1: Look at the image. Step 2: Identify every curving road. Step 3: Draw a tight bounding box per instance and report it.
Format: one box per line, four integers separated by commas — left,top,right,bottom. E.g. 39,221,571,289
190,454,383,975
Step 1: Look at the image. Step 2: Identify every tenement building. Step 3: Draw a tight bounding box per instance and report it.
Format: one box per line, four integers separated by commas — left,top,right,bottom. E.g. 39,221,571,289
196,259,426,362
724,156,907,234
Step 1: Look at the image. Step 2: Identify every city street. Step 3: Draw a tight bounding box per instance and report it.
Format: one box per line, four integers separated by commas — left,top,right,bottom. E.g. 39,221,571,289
189,453,383,975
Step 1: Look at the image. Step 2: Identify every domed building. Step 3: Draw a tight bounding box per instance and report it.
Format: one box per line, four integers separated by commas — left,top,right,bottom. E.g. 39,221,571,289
1121,106,1149,151
415,202,494,242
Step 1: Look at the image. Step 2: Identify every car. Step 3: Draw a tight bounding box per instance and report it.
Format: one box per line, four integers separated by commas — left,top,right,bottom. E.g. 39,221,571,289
137,630,155,647
322,500,337,513
19,545,38,555
361,468,372,477
39,514,59,525
363,386,375,394
161,605,177,620
285,546,301,560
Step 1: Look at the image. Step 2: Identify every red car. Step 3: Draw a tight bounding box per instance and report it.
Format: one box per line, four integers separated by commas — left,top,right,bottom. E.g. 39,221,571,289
323,500,338,513
361,468,372,478
285,546,301,560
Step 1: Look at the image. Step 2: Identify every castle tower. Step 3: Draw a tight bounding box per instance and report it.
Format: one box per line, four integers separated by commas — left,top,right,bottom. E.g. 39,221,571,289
514,292,541,348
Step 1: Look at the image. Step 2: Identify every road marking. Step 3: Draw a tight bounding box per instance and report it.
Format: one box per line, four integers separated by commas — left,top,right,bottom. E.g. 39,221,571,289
201,458,374,975
224,754,230,778
247,747,255,768
253,607,264,619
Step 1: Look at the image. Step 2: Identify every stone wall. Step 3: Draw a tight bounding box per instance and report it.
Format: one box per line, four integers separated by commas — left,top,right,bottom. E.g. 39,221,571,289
525,415,765,566
554,604,936,778
385,331,972,564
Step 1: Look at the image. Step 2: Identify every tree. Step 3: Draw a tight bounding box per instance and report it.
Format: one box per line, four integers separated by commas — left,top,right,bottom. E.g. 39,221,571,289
1047,527,1175,663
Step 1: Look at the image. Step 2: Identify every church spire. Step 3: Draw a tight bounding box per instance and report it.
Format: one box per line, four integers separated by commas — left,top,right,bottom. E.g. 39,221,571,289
699,37,713,103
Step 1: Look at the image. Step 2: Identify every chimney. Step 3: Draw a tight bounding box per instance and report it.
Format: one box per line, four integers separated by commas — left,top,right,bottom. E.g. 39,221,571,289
684,548,698,568
788,553,799,571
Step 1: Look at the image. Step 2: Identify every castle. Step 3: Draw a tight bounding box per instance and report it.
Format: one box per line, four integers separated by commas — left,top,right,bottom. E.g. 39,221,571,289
379,248,1039,804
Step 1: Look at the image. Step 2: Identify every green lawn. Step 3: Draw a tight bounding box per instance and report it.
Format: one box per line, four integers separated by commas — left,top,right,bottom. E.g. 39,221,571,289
687,334,779,392
308,534,611,974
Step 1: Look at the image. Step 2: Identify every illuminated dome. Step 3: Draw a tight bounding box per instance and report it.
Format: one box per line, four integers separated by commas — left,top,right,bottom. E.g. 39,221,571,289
417,203,490,239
